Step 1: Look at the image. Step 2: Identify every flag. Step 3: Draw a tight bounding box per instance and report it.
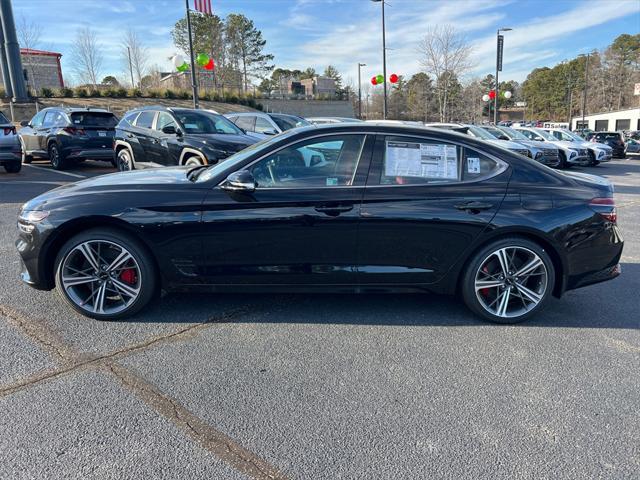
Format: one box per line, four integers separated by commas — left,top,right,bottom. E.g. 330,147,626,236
194,0,212,15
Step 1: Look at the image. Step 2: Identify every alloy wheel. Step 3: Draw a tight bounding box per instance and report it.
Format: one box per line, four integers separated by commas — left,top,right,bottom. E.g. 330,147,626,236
474,246,548,319
50,145,59,168
117,150,132,171
60,240,142,315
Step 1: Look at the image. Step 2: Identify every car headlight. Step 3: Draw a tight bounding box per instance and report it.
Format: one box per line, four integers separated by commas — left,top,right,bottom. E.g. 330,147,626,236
18,210,50,233
535,152,542,159
569,150,577,157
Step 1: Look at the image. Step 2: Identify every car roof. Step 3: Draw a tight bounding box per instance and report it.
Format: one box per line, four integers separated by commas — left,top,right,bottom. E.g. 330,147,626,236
42,106,113,114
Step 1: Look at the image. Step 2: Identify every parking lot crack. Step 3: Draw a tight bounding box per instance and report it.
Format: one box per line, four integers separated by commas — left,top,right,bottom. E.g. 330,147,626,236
105,363,288,480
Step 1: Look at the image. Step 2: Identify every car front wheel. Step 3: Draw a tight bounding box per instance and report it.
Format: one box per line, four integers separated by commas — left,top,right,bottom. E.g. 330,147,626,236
54,228,157,320
116,148,134,171
461,237,555,324
4,162,21,173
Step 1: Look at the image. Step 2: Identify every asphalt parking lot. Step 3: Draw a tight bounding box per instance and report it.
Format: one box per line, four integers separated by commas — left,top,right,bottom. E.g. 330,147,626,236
0,158,639,479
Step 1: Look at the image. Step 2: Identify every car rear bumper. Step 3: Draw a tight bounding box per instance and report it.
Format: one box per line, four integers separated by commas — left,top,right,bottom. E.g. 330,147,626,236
0,150,21,164
64,148,115,161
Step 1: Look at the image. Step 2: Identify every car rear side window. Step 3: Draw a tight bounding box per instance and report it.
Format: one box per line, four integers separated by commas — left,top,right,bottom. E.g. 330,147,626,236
70,112,118,127
234,115,255,131
134,111,155,129
255,116,275,133
376,136,503,185
121,112,139,126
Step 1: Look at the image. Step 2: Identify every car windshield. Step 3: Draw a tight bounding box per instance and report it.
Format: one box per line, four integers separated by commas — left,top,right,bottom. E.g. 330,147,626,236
532,128,557,141
0,111,10,124
467,125,497,140
499,126,529,141
559,130,584,141
70,112,118,127
481,126,505,139
269,114,311,131
174,110,243,135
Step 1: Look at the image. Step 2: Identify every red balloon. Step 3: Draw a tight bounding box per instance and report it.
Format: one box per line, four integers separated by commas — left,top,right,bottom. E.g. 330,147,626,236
371,76,378,85
204,58,215,71
389,73,399,83
488,90,496,100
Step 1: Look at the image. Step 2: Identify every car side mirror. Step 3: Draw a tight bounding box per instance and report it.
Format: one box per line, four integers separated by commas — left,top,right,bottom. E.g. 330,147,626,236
162,125,177,135
263,129,278,136
20,120,29,127
220,170,256,192
535,136,544,141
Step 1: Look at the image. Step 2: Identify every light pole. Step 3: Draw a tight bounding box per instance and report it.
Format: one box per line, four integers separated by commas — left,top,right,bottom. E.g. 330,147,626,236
579,53,590,131
358,62,366,119
371,0,387,119
494,27,512,124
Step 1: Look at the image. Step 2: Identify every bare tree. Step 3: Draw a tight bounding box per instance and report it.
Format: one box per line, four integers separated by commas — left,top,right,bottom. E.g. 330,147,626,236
70,27,103,87
418,25,473,122
121,28,148,88
17,15,42,94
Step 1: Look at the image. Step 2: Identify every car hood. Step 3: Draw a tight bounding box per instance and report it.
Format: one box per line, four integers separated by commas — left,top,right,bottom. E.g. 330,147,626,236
547,140,579,150
513,139,555,150
487,139,528,150
22,167,195,211
188,133,257,152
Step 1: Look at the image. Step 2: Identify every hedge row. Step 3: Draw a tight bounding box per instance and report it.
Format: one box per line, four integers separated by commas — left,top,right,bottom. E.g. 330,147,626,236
29,87,262,109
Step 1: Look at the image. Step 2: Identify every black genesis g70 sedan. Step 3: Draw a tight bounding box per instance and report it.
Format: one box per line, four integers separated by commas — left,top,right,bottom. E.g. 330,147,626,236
15,123,623,323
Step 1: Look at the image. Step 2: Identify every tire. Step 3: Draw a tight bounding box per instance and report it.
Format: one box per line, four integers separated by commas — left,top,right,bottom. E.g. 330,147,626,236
22,151,33,164
588,151,598,166
183,155,205,166
461,237,555,324
558,150,569,169
116,148,134,171
49,143,67,170
4,162,21,173
54,228,157,320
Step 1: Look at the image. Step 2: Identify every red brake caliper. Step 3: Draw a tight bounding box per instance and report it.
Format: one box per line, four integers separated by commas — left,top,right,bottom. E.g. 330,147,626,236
480,266,490,297
119,268,138,285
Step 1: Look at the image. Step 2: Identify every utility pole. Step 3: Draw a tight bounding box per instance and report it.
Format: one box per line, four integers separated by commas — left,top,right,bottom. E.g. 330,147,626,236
580,53,590,130
371,0,387,119
357,62,366,119
494,28,512,125
127,47,135,89
184,0,199,108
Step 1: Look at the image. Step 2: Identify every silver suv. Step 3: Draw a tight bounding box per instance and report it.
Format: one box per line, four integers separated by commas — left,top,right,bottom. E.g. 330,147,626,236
543,128,612,165
480,125,560,168
225,112,311,139
514,127,589,168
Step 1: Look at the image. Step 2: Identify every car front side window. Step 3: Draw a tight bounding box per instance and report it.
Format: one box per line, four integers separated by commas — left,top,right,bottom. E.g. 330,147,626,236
249,134,366,189
155,112,176,131
30,111,46,127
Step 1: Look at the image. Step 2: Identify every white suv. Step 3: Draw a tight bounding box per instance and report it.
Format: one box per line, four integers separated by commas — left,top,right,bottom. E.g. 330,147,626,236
543,128,612,165
514,127,589,168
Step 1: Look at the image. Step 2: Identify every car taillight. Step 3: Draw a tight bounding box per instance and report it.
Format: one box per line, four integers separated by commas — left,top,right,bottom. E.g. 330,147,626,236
3,126,15,135
63,127,86,136
589,197,617,223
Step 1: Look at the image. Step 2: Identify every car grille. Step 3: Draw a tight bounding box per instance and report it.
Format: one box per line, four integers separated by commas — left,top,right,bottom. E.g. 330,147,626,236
512,148,529,157
578,148,588,157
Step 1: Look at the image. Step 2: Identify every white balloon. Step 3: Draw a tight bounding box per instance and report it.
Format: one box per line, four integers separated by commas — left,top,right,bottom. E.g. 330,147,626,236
482,94,490,102
504,91,512,99
172,55,185,69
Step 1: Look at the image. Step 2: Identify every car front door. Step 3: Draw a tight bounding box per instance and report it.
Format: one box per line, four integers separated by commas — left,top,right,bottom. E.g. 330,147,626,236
20,110,46,155
199,133,373,285
358,134,511,285
38,110,57,153
151,111,180,166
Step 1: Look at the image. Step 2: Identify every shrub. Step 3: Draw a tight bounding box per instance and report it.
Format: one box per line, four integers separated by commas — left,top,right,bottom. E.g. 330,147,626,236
0,87,5,98
89,89,101,97
224,92,239,104
104,88,118,98
75,88,88,98
147,89,161,98
40,87,53,98
256,103,264,111
59,87,73,98
163,89,176,99
129,88,142,98
116,87,127,98
178,90,190,100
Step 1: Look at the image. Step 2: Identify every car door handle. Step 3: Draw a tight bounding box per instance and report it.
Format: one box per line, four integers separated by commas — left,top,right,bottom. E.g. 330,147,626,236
455,201,494,211
314,204,354,216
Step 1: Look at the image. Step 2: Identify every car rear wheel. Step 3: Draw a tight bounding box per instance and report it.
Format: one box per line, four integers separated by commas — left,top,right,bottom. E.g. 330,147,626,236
558,150,569,169
54,228,157,320
49,143,67,170
4,162,21,173
116,148,134,171
21,151,33,164
461,237,555,324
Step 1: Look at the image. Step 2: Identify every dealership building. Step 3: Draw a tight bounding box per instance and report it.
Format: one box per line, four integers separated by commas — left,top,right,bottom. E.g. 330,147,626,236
0,48,64,92
572,107,640,131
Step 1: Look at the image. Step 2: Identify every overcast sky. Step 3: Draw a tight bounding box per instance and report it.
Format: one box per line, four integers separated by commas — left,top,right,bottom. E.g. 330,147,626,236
14,0,640,86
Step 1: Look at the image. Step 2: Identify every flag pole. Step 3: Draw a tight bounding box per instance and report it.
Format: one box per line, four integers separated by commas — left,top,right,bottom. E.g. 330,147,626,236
185,0,199,108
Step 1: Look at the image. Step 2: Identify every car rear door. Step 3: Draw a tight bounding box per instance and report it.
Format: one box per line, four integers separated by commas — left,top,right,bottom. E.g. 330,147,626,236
358,134,511,285
131,110,157,166
198,132,373,286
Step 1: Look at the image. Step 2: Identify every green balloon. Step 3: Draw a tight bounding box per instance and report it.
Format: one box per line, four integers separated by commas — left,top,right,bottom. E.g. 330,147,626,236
196,53,209,66
177,62,189,72
376,74,384,84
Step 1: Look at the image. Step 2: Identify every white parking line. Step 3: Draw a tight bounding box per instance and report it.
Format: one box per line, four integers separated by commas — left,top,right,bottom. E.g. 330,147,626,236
24,164,86,179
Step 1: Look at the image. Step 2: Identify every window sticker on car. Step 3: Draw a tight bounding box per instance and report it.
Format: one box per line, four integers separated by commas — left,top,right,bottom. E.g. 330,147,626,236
385,141,458,179
467,157,480,174
326,177,338,186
